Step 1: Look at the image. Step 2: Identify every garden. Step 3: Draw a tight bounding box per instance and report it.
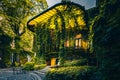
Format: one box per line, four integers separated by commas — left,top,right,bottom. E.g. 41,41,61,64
0,0,120,80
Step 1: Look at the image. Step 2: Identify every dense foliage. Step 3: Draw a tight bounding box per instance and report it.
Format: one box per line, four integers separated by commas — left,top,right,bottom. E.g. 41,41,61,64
63,59,87,67
88,0,120,80
23,62,46,71
44,66,96,80
0,0,120,80
23,62,35,71
33,2,88,65
0,0,48,67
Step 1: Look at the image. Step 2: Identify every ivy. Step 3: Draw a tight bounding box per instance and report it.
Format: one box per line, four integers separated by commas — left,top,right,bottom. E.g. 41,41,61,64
34,3,87,65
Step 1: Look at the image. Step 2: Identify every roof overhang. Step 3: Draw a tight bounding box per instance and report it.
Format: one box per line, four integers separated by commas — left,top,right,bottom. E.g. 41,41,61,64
27,2,87,32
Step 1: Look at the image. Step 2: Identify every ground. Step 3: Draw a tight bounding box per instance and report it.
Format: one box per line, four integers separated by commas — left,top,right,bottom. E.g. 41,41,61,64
0,66,50,80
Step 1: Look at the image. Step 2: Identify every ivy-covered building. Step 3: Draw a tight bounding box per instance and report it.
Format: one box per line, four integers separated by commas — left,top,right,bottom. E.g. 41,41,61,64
27,1,89,66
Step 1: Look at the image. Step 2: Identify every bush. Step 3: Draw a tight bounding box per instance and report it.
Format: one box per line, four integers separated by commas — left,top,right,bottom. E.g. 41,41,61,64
64,59,87,67
44,66,96,80
15,62,19,67
33,57,46,64
34,64,46,70
23,62,35,71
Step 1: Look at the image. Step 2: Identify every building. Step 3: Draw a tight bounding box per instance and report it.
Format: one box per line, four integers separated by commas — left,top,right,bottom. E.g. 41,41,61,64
27,1,89,66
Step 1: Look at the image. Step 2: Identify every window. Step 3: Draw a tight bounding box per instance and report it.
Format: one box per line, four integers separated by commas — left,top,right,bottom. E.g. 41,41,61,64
75,38,82,48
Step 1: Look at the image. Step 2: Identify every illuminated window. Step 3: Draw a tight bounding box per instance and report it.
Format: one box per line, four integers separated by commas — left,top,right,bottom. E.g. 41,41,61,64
64,40,69,47
75,38,82,48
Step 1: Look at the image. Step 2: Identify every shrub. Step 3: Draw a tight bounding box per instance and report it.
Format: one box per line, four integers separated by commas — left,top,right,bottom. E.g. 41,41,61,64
34,64,46,70
44,66,96,80
33,57,46,64
64,59,87,67
23,62,35,71
15,62,19,67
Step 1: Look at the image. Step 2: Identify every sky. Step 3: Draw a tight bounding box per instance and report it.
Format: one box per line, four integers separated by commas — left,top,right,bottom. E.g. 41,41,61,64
46,0,96,9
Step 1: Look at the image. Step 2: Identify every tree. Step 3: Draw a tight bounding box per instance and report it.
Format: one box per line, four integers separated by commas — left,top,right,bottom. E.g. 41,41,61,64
0,14,14,67
0,0,48,67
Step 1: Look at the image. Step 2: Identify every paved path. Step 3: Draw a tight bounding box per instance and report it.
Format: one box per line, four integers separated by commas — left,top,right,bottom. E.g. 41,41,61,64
0,66,50,80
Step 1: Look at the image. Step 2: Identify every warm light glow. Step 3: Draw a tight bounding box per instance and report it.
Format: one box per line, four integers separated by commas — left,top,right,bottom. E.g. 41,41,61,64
65,41,69,47
77,16,85,26
75,34,82,38
28,8,57,25
29,21,36,25
28,3,86,31
69,18,75,28
75,39,82,48
0,16,3,21
51,58,57,66
81,40,88,50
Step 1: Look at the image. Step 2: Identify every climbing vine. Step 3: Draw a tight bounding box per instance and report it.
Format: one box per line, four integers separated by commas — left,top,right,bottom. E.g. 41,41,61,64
32,2,87,65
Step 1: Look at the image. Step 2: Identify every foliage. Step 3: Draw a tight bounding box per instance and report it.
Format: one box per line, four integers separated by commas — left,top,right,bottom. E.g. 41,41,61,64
0,14,15,38
33,56,46,64
22,62,46,71
34,3,87,65
0,29,12,67
19,30,34,51
88,0,120,80
34,64,46,70
0,0,48,68
63,59,87,67
45,52,59,61
15,62,19,67
44,66,96,80
0,48,12,68
0,34,12,47
22,62,35,71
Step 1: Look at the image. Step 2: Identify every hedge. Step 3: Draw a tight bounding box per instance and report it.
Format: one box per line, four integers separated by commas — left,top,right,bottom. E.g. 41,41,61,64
44,66,96,80
23,62,46,71
34,64,46,70
22,62,35,71
63,59,87,67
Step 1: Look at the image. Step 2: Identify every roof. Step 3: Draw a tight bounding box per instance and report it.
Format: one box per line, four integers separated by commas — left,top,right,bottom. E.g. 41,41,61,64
27,2,87,32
